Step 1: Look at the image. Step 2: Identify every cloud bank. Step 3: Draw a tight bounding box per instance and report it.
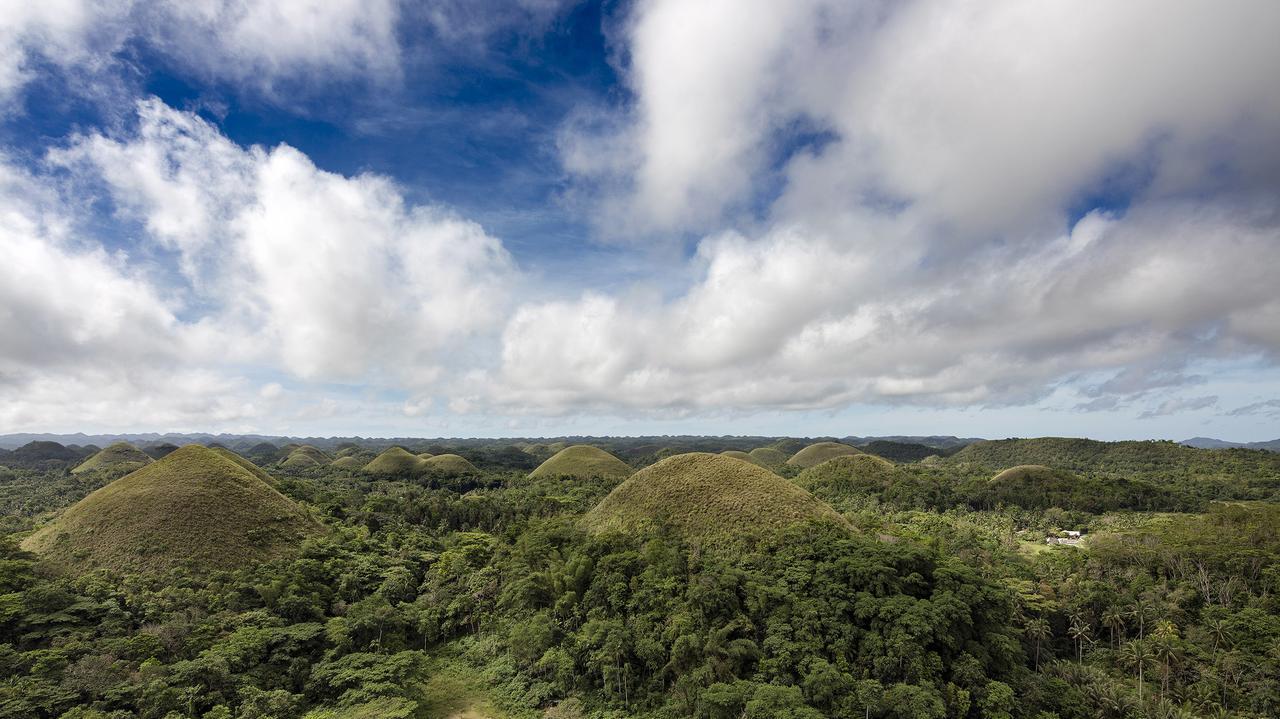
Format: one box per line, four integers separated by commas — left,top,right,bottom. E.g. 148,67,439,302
502,0,1280,420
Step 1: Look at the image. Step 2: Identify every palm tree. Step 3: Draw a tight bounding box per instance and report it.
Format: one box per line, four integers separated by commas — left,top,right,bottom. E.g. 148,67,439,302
1026,616,1051,671
1121,639,1153,707
1068,617,1092,663
1151,620,1182,703
1129,598,1152,640
1101,607,1125,649
1204,617,1232,659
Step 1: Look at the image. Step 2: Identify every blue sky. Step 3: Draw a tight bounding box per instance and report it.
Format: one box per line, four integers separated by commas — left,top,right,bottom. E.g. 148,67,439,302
1,0,1279,441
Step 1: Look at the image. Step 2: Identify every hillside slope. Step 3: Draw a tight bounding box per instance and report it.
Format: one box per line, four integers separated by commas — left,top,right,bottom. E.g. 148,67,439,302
22,445,322,575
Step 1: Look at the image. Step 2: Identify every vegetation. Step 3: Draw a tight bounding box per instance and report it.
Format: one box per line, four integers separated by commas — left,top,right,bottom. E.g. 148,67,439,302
531,445,632,480
585,452,849,541
1,434,1278,718
786,441,862,468
794,453,901,505
20,445,323,575
71,442,153,474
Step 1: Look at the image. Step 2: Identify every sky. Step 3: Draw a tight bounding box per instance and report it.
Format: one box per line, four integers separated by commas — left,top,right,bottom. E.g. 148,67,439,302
2,0,1279,441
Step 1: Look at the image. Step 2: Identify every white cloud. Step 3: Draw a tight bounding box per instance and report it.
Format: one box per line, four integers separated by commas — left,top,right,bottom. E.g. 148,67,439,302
489,199,1280,413
0,0,401,105
0,0,130,104
140,0,401,92
571,0,1280,237
0,154,267,430
508,0,1280,418
2,98,517,432
55,98,515,385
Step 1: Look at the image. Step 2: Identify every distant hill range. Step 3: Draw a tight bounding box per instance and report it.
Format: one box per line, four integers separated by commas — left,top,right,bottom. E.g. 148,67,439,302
1181,437,1280,452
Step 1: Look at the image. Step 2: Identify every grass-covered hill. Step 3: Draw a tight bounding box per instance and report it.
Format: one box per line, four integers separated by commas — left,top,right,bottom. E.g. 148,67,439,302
21,445,322,575
329,456,364,470
363,447,426,475
72,442,153,474
421,454,479,475
795,454,899,500
968,463,1191,513
747,446,790,469
530,445,632,480
716,449,768,467
280,445,330,469
0,441,85,469
786,441,862,468
245,441,282,464
585,452,849,541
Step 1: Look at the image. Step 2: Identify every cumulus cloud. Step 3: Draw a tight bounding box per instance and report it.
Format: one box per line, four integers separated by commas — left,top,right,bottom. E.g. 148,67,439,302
571,0,1280,237
0,153,268,429
54,98,514,385
506,0,1280,416
0,0,401,105
2,98,516,431
488,198,1280,414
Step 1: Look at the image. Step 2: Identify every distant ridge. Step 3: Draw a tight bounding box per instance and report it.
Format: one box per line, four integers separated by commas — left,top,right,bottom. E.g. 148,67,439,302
1182,436,1280,452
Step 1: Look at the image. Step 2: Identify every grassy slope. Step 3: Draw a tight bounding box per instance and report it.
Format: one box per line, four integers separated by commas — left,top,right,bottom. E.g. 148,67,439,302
747,447,790,469
72,442,153,474
786,441,863,468
422,454,479,475
22,445,322,575
529,445,632,480
364,447,428,474
719,450,773,470
281,445,330,468
585,452,849,541
794,454,899,501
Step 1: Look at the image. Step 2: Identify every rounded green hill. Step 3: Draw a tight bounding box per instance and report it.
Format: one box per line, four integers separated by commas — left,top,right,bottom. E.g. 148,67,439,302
990,464,1074,484
795,454,899,502
747,447,790,469
330,456,364,470
72,442,153,474
280,445,329,468
363,447,426,474
786,442,863,468
530,445,631,480
585,452,849,541
22,445,322,575
421,454,479,475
